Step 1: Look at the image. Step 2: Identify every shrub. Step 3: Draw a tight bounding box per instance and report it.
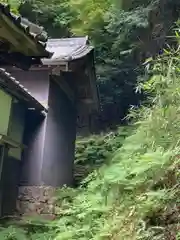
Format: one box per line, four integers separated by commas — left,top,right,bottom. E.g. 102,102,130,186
74,126,133,184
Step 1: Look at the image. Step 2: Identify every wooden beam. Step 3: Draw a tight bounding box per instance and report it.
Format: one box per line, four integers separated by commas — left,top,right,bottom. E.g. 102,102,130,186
0,134,26,149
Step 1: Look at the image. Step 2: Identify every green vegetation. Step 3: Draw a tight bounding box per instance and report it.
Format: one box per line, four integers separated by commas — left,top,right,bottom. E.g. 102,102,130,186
7,0,180,127
74,127,133,184
1,26,180,240
19,0,178,128
1,0,20,14
1,0,180,239
51,31,180,239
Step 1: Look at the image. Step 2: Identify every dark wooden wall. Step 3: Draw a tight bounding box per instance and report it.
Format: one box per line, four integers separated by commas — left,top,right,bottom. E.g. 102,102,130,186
20,111,46,185
1,154,20,216
0,68,77,216
1,100,25,216
19,73,76,187
41,79,76,186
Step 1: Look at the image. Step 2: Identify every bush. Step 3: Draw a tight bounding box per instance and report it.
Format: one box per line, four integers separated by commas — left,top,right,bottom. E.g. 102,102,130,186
74,126,133,184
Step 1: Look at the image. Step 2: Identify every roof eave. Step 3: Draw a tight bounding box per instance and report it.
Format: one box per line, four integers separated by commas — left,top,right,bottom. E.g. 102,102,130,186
0,68,47,113
0,3,52,58
42,47,94,66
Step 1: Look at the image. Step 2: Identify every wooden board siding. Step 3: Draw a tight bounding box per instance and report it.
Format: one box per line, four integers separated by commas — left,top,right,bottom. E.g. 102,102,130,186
0,89,27,216
8,99,26,160
0,89,12,135
1,153,21,216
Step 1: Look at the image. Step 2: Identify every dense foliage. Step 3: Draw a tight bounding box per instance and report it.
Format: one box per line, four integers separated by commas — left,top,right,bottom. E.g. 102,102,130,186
1,1,180,239
50,30,180,239
2,25,180,240
1,0,20,13
75,127,133,184
18,0,180,129
3,0,180,129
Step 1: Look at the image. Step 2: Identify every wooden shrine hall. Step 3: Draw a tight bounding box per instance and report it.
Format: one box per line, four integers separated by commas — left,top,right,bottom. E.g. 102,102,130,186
0,3,99,216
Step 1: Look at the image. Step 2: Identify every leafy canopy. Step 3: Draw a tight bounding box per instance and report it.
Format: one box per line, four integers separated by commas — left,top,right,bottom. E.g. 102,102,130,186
1,0,20,14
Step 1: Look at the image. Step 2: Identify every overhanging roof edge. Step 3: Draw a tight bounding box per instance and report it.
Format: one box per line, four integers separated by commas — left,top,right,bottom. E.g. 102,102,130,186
0,3,52,58
0,68,48,112
42,45,94,66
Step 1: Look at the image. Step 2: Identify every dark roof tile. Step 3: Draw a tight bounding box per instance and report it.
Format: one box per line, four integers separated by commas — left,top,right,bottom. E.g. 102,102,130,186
42,37,94,65
0,3,52,58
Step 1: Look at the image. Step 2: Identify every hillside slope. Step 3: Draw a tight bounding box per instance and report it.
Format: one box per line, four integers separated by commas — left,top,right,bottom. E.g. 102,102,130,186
1,27,180,240
51,29,180,240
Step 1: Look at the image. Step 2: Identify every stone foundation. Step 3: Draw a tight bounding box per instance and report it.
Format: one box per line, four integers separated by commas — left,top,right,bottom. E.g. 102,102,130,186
16,186,59,219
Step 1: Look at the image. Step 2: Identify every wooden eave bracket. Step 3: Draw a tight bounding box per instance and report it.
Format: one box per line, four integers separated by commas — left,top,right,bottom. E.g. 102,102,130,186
0,134,26,149
51,63,69,75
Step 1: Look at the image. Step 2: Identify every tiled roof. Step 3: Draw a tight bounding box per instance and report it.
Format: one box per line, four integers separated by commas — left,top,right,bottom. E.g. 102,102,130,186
0,3,51,58
20,17,48,43
42,37,94,65
0,68,47,113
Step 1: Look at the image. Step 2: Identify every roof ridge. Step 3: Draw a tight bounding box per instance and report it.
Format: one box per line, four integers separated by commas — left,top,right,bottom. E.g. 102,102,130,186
42,37,93,64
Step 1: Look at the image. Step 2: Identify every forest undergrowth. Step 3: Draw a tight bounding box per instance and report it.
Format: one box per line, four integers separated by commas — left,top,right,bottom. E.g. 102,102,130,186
1,25,180,240
51,28,180,240
74,126,133,184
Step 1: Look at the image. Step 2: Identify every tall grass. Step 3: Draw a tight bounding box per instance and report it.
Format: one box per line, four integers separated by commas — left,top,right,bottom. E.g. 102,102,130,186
53,30,180,240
